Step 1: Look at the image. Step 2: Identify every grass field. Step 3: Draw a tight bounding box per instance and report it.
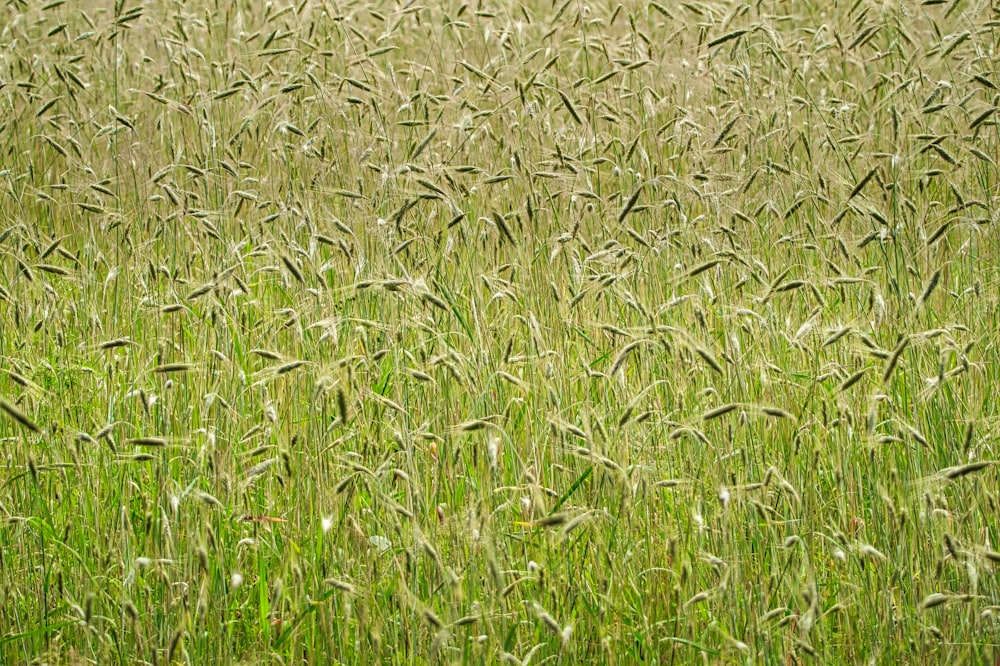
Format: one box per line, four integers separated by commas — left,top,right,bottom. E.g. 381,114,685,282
2,0,999,663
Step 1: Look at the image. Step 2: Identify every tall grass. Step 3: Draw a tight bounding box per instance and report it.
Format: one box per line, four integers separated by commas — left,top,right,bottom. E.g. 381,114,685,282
1,0,998,663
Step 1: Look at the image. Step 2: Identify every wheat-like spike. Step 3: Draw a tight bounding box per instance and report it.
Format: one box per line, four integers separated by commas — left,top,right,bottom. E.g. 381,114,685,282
324,578,356,594
336,387,350,423
920,593,951,610
654,478,689,488
0,398,40,433
838,367,869,392
422,607,443,629
410,128,436,161
127,437,168,447
195,491,222,507
941,461,993,480
535,605,562,634
684,591,712,608
882,337,910,383
904,423,928,447
557,90,583,125
186,282,215,301
281,254,304,283
491,211,516,245
153,363,194,374
694,346,724,374
367,391,406,414
99,338,134,350
962,421,974,452
561,511,595,535
609,340,644,376
275,360,306,375
771,279,806,294
533,512,570,527
454,418,499,432
702,403,739,421
822,325,852,347
712,116,739,147
848,167,878,199
917,267,942,307
617,185,643,223
759,406,795,420
708,29,748,49
969,107,995,130
35,263,71,276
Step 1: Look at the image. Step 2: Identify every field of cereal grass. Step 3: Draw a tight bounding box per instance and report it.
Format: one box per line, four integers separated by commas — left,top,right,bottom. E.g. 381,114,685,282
1,0,1000,663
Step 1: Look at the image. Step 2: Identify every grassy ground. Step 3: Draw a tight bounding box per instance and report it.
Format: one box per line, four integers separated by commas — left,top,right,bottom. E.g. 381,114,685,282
1,0,999,663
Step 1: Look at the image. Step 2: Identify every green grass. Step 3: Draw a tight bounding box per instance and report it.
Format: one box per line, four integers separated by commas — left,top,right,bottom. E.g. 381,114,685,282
1,0,999,663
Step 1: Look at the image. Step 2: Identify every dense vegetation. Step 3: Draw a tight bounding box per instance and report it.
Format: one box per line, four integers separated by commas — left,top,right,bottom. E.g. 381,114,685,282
1,0,999,663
